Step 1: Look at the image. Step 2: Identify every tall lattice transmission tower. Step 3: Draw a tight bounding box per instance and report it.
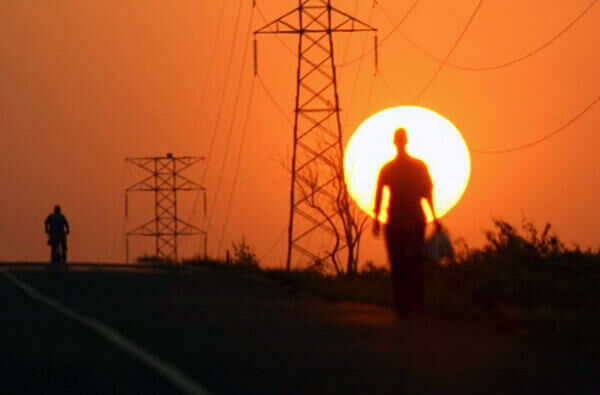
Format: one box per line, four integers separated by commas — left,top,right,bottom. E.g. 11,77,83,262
125,153,207,263
255,0,376,270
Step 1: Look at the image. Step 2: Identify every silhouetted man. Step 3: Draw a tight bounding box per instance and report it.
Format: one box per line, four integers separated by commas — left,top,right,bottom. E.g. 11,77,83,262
373,128,438,314
44,205,70,263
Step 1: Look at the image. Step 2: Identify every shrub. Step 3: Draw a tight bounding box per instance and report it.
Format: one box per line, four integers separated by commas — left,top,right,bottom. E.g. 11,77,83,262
232,238,259,267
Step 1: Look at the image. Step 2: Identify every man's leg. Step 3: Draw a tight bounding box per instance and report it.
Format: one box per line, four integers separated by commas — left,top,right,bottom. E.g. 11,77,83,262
49,234,57,263
385,227,410,313
61,238,67,263
407,226,426,311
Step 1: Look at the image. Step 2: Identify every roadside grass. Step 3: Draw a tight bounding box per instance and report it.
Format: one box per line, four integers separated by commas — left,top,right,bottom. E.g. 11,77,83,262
181,219,600,352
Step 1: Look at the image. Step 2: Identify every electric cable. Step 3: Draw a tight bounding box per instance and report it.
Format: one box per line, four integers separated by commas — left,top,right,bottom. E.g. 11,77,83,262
258,227,287,262
206,221,227,252
412,0,485,103
255,3,296,57
338,0,362,77
256,74,294,125
184,55,294,204
207,4,256,234
225,74,293,186
186,73,292,193
364,69,378,115
186,0,246,229
179,2,227,257
378,69,404,102
217,75,257,256
341,1,377,128
381,0,597,72
337,0,421,67
199,0,246,186
184,0,228,150
471,94,600,154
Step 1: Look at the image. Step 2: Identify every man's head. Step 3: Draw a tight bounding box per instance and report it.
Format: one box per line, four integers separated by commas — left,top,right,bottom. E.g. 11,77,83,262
54,205,61,214
393,128,408,153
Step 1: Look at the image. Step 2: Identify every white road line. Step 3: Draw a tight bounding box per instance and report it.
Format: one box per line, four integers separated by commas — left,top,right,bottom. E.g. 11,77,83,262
1,271,212,395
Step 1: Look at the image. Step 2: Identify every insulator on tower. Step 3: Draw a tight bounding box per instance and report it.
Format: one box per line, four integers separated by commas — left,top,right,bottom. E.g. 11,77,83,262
253,38,258,75
374,34,379,74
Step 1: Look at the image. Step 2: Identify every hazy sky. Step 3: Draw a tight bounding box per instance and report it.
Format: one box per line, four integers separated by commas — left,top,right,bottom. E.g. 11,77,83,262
1,0,599,266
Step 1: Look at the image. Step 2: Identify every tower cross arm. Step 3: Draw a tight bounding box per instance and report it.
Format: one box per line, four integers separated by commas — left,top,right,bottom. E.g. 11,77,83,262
175,174,206,191
174,157,204,172
126,175,156,192
254,2,376,35
254,7,301,34
126,218,157,236
125,158,155,174
175,218,207,236
329,6,376,33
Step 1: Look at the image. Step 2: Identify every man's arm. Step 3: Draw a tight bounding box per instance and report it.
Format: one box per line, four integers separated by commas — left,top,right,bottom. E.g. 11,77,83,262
64,217,70,234
44,216,49,234
425,189,438,222
422,165,440,228
373,170,385,236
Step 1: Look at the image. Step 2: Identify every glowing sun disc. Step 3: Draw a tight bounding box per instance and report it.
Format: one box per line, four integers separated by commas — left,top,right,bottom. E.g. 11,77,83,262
344,106,471,223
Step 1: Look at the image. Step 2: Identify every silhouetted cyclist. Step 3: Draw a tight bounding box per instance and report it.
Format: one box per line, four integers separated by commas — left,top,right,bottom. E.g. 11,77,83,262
373,128,439,315
44,205,70,263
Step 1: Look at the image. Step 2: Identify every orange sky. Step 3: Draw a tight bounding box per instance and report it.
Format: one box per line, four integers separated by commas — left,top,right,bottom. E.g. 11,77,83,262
1,0,599,266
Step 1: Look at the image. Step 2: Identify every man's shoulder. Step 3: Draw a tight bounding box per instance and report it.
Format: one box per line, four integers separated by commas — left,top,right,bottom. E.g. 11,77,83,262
379,161,394,177
382,156,428,175
46,213,67,221
407,155,427,168
380,161,393,172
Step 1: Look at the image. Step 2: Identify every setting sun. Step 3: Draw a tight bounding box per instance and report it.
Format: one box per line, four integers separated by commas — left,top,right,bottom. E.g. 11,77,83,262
344,106,471,223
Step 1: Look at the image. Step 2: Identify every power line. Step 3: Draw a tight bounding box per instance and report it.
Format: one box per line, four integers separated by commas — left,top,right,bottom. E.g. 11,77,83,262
258,227,287,262
412,0,485,103
180,1,228,257
256,74,294,125
206,221,227,251
342,1,377,128
200,0,246,185
184,0,228,150
196,74,293,191
337,0,421,67
385,0,597,72
378,70,403,101
365,70,378,114
186,0,246,231
217,76,257,255
370,2,599,155
255,3,296,57
338,0,362,74
471,94,600,154
223,74,293,186
207,4,256,231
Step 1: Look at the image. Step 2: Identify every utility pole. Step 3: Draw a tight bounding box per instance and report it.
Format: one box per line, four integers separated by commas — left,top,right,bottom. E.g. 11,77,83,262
125,153,207,263
255,0,376,270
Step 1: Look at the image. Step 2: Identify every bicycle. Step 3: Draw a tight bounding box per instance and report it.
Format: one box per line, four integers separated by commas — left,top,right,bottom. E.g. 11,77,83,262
47,233,68,269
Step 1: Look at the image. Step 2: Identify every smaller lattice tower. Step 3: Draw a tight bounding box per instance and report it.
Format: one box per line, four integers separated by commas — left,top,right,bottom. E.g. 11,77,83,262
125,153,207,263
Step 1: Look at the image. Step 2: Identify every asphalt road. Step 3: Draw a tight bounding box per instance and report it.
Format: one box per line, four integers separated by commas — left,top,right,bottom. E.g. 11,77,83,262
2,265,600,394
